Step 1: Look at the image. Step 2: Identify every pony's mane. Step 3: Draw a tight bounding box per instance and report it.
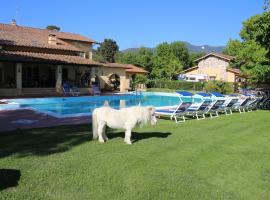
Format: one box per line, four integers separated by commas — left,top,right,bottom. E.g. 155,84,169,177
136,106,153,126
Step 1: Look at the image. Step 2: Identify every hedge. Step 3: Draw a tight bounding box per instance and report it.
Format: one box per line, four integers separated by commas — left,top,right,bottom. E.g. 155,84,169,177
147,80,204,91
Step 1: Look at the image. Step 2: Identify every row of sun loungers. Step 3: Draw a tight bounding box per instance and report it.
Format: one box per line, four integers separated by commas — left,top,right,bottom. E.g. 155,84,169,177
155,91,264,123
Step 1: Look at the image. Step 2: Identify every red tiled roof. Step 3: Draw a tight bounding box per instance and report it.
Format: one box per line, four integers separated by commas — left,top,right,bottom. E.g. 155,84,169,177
104,63,148,73
226,68,242,74
194,52,235,62
126,65,148,73
0,50,101,66
0,23,95,52
179,66,198,73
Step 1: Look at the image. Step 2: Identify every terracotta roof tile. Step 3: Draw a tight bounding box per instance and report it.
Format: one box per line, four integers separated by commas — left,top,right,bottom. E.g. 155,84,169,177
104,63,147,73
194,52,235,62
179,66,198,73
0,23,95,52
125,65,148,73
0,50,101,65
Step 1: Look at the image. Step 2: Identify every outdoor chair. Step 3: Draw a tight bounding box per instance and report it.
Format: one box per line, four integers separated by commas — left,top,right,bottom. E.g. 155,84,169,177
204,99,226,118
92,85,101,96
222,97,239,115
63,83,80,96
155,91,194,123
188,92,214,120
231,97,251,113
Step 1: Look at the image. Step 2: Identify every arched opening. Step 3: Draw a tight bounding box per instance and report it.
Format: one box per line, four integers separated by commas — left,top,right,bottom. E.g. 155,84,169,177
107,73,120,91
80,71,91,87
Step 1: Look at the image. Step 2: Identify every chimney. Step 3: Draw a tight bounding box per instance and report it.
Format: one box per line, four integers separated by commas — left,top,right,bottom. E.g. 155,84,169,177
11,19,17,26
48,33,57,45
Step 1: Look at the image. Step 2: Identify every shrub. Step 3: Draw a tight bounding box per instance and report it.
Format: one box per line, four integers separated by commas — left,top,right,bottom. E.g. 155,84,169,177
131,74,149,90
204,81,234,94
147,80,204,91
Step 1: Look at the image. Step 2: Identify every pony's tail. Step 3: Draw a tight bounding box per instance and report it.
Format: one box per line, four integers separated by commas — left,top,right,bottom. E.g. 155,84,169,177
92,109,98,140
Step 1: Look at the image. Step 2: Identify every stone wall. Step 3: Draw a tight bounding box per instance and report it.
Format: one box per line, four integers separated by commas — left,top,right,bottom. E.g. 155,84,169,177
63,40,93,59
197,57,229,81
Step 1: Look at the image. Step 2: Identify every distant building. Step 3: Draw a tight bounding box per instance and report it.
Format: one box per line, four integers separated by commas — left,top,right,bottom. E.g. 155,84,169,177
179,52,246,83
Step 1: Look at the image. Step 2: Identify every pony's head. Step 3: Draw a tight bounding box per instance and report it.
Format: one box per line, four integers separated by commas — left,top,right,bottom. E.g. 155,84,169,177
140,106,157,126
149,107,157,125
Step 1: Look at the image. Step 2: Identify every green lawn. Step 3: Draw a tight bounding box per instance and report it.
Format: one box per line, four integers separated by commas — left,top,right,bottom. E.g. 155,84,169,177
1,111,270,199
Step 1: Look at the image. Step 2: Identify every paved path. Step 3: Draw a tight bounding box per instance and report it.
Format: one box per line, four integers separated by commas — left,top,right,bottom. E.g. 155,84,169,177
0,109,91,132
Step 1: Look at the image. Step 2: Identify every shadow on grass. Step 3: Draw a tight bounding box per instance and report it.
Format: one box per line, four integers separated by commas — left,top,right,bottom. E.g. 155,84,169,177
0,125,91,158
106,131,171,143
0,169,21,191
0,125,171,158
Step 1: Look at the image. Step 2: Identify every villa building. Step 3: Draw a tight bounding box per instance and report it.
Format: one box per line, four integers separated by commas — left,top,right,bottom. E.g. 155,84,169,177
0,21,146,96
179,53,246,83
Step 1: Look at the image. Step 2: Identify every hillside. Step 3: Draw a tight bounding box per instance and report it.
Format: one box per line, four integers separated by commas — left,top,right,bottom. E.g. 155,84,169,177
122,41,225,53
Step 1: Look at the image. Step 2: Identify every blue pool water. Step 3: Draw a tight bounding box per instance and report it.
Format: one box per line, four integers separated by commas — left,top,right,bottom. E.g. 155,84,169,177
3,92,203,118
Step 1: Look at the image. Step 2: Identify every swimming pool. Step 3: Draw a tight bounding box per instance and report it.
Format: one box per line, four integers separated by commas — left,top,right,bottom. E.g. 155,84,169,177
1,92,203,118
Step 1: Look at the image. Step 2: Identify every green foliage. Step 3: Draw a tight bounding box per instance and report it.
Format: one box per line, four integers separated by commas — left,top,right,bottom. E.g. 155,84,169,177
130,74,149,90
204,81,234,94
46,25,60,31
96,39,119,63
224,11,270,84
117,42,190,80
147,80,203,91
223,39,242,56
264,0,270,10
240,11,270,56
116,47,154,72
152,42,189,79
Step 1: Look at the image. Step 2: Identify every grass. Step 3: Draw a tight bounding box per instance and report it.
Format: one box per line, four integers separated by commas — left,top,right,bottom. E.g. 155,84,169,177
1,111,270,199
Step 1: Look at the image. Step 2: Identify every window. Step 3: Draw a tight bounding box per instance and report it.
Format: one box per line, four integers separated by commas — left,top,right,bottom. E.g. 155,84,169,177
79,52,86,58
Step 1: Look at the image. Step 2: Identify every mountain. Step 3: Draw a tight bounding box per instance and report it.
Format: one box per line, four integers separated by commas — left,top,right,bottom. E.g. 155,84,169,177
122,41,225,53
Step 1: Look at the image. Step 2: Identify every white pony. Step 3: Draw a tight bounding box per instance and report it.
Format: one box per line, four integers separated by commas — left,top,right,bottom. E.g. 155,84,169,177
92,106,157,144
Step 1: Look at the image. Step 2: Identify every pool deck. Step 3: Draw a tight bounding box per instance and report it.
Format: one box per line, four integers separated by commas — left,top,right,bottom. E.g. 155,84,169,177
0,109,91,132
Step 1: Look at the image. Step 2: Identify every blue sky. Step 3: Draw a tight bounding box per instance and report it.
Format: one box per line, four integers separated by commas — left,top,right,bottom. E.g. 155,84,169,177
1,0,265,50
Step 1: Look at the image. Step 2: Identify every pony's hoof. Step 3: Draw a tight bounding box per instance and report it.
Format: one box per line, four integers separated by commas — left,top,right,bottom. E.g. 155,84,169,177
125,140,132,145
98,140,105,143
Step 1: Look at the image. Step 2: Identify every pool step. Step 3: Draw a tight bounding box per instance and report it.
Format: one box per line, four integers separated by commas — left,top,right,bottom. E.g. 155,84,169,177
22,88,57,96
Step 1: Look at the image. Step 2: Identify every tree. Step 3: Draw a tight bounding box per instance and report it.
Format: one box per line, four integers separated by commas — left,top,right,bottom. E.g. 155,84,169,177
46,25,60,31
116,47,154,73
96,39,119,63
152,43,183,80
170,41,190,67
234,41,270,83
263,0,270,11
224,10,270,84
223,39,242,56
240,11,270,58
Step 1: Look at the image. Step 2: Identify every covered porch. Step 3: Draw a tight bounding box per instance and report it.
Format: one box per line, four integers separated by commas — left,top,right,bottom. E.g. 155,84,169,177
0,50,101,97
0,61,99,96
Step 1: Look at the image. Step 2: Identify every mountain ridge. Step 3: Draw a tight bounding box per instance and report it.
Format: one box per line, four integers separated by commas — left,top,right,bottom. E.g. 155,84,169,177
122,41,225,53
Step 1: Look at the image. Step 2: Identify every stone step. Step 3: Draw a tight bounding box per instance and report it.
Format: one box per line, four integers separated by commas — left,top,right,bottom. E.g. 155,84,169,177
22,88,57,95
